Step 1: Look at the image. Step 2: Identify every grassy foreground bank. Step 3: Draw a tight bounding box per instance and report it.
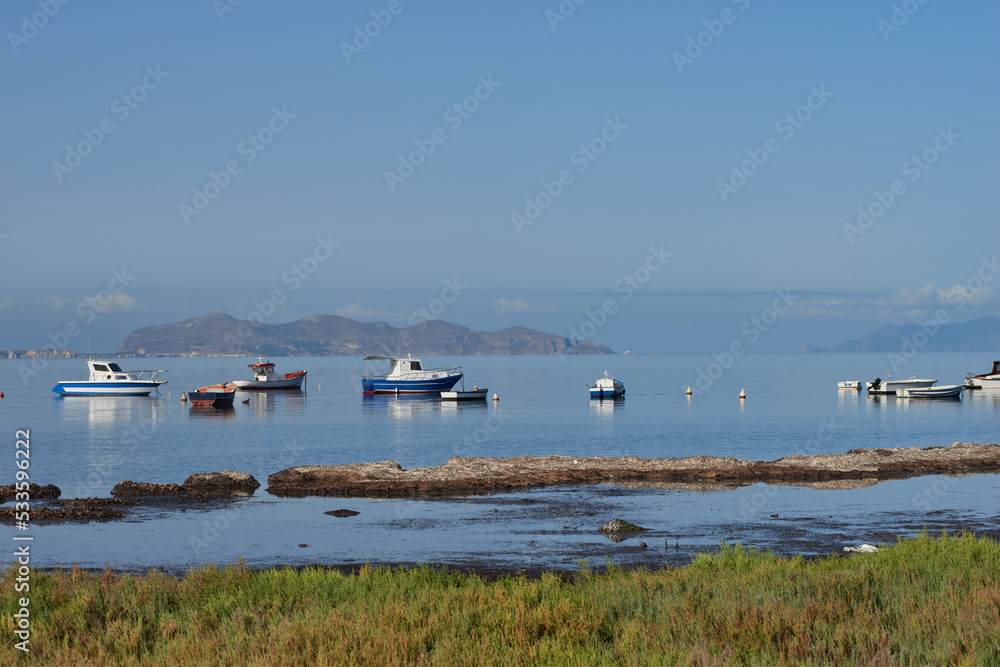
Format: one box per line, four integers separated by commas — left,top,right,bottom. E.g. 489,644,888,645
3,532,999,665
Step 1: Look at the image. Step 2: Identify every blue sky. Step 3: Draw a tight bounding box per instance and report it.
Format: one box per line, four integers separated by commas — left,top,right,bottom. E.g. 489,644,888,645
1,0,998,354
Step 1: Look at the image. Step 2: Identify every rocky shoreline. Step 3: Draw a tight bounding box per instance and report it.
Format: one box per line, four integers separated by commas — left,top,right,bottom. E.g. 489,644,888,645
3,443,998,523
266,442,1000,498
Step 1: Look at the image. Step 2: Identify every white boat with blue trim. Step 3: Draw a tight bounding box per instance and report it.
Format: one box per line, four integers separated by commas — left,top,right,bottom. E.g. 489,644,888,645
52,358,167,396
361,355,463,394
589,370,625,399
897,384,964,399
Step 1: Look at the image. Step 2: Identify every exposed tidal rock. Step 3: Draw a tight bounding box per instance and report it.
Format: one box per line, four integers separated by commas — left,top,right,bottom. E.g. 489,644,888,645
0,483,61,501
0,498,140,523
325,509,360,517
182,470,260,496
111,481,187,497
265,443,1000,498
599,518,647,532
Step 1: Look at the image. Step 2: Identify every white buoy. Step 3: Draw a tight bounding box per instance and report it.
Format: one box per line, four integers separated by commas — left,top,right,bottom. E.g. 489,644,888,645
686,386,692,395
318,384,322,389
181,393,187,402
739,388,746,399
492,392,499,402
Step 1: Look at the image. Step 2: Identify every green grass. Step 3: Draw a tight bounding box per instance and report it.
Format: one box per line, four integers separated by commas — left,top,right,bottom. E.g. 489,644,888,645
3,532,1000,665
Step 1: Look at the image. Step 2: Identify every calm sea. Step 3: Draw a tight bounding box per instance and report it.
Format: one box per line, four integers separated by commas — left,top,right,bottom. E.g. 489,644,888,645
1,353,998,571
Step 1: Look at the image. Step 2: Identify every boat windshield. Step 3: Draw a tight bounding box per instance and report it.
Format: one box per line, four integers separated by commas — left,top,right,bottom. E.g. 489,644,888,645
108,363,124,372
93,363,110,372
411,361,422,370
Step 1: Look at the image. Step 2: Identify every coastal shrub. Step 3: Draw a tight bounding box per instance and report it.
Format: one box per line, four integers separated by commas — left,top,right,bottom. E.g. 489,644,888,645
1,531,998,665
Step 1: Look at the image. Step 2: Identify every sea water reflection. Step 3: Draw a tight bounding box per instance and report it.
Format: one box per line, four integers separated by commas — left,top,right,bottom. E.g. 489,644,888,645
3,353,1000,571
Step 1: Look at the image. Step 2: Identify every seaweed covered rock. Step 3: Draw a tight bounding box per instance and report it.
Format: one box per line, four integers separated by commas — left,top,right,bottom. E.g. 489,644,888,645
182,470,260,496
0,483,61,501
599,518,647,532
111,481,187,497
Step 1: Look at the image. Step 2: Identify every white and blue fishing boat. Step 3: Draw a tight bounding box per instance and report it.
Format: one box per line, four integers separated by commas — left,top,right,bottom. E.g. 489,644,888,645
361,355,463,395
589,370,625,399
52,357,167,396
897,384,964,399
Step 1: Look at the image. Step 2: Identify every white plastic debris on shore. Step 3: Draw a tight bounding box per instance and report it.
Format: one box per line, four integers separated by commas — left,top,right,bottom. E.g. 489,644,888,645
843,544,879,553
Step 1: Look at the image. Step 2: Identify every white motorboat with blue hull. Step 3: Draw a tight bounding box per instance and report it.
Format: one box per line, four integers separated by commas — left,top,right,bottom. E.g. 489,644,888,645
897,384,964,398
361,355,462,395
589,370,625,399
52,358,167,396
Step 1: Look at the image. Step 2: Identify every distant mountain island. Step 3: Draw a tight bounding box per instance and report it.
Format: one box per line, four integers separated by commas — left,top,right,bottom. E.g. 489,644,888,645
804,316,1000,353
118,311,615,357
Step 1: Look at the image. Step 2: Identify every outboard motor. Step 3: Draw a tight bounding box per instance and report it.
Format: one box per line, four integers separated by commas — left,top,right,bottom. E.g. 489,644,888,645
870,377,881,392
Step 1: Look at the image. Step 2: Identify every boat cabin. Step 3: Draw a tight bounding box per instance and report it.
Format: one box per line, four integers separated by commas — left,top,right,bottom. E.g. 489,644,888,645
88,359,131,381
391,357,422,374
974,361,1000,379
248,358,281,381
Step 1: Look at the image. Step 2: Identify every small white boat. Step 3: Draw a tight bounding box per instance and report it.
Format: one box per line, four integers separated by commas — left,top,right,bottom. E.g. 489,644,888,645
970,361,1000,388
897,384,964,398
232,357,306,390
52,357,167,396
589,370,625,399
866,376,936,395
837,380,861,390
